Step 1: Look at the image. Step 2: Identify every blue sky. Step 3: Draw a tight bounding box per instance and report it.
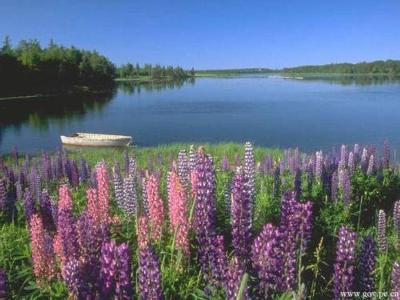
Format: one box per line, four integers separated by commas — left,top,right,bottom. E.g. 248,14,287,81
1,0,399,69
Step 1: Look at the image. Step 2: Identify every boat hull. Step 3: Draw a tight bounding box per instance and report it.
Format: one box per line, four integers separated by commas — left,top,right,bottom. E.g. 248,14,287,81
60,133,132,147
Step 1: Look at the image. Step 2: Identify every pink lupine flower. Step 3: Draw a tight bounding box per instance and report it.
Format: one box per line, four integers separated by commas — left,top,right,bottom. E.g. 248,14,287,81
190,169,198,200
146,174,164,241
167,171,189,255
137,216,150,250
86,188,101,226
96,162,110,225
58,184,73,211
30,214,56,284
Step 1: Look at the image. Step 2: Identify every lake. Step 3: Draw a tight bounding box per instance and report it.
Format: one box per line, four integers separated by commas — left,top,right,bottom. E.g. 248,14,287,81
1,75,400,154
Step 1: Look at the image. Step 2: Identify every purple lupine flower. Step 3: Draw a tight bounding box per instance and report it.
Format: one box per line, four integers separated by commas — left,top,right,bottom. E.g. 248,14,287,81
112,164,124,210
122,175,137,216
116,243,133,299
333,226,357,300
231,167,252,262
41,152,52,182
178,150,190,189
224,256,248,300
29,167,41,201
64,159,72,184
139,245,163,300
40,190,55,231
377,210,387,252
348,152,354,174
0,269,7,299
221,155,230,172
79,158,90,183
394,200,400,237
128,157,136,179
340,169,351,206
273,166,281,198
100,241,118,298
70,160,79,187
359,236,376,293
294,168,302,200
383,140,390,169
361,148,369,173
353,144,360,163
367,155,375,176
251,223,283,297
63,258,85,298
15,181,22,201
23,189,36,222
141,177,149,217
193,148,218,284
391,262,400,300
0,179,6,212
339,145,348,171
331,171,338,201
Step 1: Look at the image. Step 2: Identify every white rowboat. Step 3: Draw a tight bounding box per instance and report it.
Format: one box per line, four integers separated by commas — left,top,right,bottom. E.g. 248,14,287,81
60,133,132,147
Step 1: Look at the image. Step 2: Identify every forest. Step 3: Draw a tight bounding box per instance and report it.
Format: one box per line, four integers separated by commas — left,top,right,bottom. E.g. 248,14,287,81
282,60,400,75
117,63,194,80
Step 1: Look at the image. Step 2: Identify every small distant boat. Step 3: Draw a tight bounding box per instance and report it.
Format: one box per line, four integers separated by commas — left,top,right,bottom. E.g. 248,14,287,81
60,133,132,147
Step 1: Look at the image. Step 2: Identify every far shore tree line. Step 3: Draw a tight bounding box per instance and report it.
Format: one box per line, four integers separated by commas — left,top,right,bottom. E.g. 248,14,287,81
117,63,195,80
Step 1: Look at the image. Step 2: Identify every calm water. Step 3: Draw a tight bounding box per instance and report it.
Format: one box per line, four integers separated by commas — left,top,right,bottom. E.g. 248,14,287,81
1,75,400,154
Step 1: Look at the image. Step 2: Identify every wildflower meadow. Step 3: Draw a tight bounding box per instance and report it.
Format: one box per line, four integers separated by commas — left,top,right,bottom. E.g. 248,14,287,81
1,142,400,299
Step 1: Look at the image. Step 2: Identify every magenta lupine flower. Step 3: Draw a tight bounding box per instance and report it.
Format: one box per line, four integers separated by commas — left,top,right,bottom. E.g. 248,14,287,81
391,262,400,300
331,171,338,201
394,201,400,237
167,171,189,255
30,214,56,283
96,162,110,225
359,236,376,292
0,269,8,299
383,140,390,169
122,175,137,216
251,223,283,297
178,150,190,189
367,155,375,176
139,245,163,300
377,209,387,252
113,164,124,209
231,167,252,262
146,174,164,241
224,256,249,300
333,226,357,300
57,185,79,272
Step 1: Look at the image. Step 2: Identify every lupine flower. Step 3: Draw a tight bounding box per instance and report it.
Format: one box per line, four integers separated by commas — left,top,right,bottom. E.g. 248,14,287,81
377,210,387,252
15,180,22,201
315,150,323,180
348,152,354,174
339,169,351,206
29,167,41,201
178,150,190,189
137,216,150,250
394,200,400,238
359,236,376,292
146,174,164,241
113,164,124,209
23,189,36,222
57,185,79,272
70,160,79,187
122,175,137,216
79,158,90,183
353,144,360,163
383,140,390,169
128,157,136,179
30,214,56,283
361,148,369,172
294,168,302,199
391,262,400,300
0,269,8,300
367,155,375,175
63,258,87,298
0,179,6,212
139,245,163,300
141,177,149,217
40,190,55,231
211,235,227,287
251,223,283,297
244,142,256,209
231,167,252,262
273,166,281,198
339,145,347,171
41,152,52,182
167,171,189,255
188,145,198,171
116,243,133,299
333,226,357,300
87,188,101,226
224,256,249,300
193,148,218,282
96,162,110,225
221,155,230,171
331,171,338,201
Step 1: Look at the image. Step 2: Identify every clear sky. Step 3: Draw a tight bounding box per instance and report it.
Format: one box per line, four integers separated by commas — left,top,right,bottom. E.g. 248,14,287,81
1,0,399,69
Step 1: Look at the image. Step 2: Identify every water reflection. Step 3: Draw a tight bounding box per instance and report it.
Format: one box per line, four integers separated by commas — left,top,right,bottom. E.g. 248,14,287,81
117,77,195,95
298,75,400,86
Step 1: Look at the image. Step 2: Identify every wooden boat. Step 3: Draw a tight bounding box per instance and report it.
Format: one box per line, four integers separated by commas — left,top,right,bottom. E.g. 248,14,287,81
60,133,132,147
